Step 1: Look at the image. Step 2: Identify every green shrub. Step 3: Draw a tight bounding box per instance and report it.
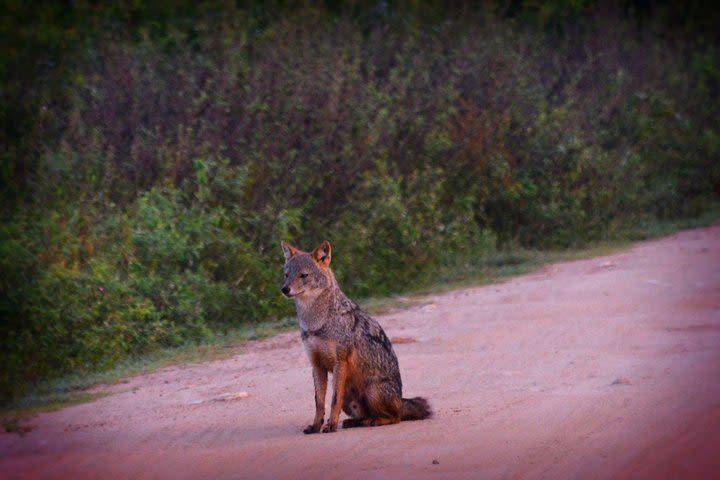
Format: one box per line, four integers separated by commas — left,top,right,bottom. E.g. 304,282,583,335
2,3,718,401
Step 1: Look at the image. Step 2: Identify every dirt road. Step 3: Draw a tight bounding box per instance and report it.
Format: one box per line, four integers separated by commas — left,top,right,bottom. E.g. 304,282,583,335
3,226,720,479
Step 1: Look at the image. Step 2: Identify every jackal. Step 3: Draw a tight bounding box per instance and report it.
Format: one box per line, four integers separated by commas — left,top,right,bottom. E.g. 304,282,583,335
281,240,431,433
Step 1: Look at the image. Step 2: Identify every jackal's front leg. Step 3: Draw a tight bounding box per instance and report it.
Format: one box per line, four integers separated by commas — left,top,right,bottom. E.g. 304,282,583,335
304,365,327,434
323,359,348,433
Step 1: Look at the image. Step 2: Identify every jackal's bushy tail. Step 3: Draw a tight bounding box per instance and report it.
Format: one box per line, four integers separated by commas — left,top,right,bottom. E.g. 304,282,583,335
401,397,432,421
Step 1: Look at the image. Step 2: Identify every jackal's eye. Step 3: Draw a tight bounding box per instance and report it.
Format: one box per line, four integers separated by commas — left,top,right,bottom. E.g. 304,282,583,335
300,273,308,279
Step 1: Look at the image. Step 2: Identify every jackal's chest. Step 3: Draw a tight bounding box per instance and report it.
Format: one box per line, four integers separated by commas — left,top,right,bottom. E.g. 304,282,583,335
302,334,338,372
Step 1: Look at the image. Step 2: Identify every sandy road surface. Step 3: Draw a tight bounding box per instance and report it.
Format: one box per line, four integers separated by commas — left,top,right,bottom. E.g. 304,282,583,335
3,226,720,479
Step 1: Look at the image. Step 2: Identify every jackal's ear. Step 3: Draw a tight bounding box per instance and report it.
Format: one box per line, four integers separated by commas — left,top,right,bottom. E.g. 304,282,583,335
312,240,332,267
281,241,300,260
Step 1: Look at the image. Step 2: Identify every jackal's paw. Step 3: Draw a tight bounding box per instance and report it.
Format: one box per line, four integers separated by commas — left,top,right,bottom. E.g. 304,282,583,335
342,418,364,429
303,424,321,434
321,422,337,433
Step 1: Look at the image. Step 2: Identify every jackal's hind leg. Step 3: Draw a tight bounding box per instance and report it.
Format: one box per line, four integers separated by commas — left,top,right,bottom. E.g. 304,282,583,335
347,382,402,428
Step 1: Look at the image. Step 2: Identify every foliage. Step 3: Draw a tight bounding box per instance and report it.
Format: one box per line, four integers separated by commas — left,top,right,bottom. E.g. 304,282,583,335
1,1,718,402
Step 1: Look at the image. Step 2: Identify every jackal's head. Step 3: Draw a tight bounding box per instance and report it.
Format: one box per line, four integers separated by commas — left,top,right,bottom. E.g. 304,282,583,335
280,240,334,300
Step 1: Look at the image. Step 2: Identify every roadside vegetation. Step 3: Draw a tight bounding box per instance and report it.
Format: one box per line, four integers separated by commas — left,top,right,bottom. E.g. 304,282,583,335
2,1,718,405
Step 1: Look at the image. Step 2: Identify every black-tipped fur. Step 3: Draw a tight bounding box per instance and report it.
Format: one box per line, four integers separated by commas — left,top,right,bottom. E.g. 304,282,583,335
401,397,432,421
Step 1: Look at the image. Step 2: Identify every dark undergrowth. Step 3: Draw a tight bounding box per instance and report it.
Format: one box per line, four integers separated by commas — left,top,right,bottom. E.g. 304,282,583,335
4,204,719,418
1,1,718,404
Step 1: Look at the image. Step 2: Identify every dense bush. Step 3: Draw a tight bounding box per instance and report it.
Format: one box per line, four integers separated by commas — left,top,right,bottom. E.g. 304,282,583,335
1,2,718,401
